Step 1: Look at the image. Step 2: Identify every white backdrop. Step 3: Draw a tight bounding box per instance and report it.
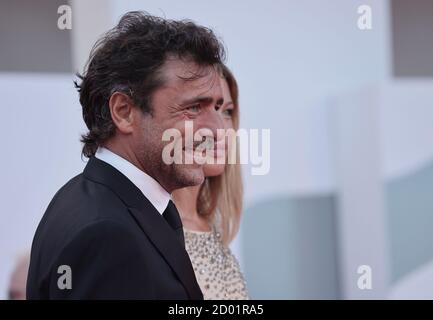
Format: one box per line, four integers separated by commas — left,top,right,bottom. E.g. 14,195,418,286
0,73,86,299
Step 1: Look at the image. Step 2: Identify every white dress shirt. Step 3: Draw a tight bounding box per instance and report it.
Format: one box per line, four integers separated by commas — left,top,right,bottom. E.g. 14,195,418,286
95,147,170,215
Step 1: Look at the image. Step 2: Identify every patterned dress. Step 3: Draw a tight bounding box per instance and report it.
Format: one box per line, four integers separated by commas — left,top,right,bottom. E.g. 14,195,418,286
184,226,249,300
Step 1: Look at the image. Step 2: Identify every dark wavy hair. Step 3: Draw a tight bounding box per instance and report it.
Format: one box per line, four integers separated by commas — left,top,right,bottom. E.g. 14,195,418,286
74,11,226,158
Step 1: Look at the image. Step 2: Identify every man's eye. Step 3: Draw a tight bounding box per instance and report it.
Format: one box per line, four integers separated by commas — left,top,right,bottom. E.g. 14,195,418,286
187,104,200,113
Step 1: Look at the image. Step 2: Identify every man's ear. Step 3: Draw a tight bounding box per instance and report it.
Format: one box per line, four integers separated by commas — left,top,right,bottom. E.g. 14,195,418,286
109,92,136,134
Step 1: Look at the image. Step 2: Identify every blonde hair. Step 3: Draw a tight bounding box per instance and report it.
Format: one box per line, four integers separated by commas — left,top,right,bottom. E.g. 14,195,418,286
197,65,243,246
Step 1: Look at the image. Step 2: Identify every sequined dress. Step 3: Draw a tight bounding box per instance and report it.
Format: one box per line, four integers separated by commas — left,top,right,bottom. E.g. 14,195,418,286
184,226,249,300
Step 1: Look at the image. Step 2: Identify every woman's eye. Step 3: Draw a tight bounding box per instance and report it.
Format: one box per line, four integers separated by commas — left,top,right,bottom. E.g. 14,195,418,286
223,109,233,117
187,104,200,113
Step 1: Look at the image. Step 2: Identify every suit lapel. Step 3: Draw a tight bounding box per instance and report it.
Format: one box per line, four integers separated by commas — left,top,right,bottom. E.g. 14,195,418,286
128,207,202,299
83,157,203,299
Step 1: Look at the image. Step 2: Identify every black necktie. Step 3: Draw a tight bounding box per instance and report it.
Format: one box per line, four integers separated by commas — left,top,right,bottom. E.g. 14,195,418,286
163,200,185,247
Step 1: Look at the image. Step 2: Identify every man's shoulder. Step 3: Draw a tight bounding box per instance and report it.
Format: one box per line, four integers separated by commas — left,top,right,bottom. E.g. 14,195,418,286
51,172,128,216
37,172,133,242
30,172,139,267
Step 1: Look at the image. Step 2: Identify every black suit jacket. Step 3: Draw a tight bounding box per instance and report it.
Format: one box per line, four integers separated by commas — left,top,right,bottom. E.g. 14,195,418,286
26,157,203,300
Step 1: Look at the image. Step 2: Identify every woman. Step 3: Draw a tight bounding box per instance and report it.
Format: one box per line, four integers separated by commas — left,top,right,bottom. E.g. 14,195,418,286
171,65,248,300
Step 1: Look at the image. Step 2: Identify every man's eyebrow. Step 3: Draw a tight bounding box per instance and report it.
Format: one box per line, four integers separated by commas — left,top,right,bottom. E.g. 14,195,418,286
180,96,224,106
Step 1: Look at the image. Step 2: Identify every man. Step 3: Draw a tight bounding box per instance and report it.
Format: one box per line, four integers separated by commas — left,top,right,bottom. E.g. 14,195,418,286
27,11,226,299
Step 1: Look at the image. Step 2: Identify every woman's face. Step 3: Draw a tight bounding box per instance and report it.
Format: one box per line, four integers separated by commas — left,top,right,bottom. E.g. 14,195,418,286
202,77,235,177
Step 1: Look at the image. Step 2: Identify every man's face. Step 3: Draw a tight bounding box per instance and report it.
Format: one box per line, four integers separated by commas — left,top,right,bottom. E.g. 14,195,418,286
134,58,225,192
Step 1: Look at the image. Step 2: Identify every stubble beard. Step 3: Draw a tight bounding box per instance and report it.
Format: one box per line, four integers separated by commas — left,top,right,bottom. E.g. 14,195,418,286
168,162,205,190
142,144,205,193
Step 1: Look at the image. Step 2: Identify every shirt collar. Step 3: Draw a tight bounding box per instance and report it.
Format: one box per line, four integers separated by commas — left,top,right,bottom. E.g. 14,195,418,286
95,147,170,215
